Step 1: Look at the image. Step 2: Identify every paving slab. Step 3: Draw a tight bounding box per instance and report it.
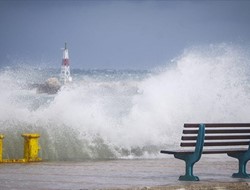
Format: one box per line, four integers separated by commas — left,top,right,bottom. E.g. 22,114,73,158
0,155,250,190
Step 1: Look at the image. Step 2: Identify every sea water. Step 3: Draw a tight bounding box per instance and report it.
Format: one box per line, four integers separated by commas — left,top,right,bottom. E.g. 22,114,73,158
1,44,250,161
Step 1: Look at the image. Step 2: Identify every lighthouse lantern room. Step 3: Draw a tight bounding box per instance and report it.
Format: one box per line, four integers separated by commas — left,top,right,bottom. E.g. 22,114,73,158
60,42,72,84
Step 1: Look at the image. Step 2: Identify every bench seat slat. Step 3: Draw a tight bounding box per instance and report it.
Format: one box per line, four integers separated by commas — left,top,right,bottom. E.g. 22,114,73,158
182,135,250,141
160,150,194,154
203,149,247,154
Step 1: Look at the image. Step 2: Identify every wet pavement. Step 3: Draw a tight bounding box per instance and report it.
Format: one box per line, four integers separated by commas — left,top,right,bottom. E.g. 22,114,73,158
0,155,250,190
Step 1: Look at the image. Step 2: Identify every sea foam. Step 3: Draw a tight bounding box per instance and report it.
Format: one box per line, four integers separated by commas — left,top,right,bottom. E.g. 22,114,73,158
0,44,250,160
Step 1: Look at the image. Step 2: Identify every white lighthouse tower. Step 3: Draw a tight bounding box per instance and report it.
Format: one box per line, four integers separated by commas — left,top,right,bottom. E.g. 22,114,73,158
60,42,72,84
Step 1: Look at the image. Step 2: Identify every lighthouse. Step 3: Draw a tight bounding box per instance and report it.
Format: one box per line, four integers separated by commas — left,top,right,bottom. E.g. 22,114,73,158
60,42,72,84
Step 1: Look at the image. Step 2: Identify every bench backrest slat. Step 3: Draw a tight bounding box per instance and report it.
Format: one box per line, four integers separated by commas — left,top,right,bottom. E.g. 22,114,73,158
182,135,250,141
183,129,250,134
184,123,250,128
206,129,250,133
181,141,250,147
181,123,250,148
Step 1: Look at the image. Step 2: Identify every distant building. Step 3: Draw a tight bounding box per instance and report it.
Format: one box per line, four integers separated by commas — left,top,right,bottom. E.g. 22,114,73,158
60,42,72,84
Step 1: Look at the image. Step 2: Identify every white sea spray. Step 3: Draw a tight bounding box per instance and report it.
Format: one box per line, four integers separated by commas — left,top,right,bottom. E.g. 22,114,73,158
0,44,250,160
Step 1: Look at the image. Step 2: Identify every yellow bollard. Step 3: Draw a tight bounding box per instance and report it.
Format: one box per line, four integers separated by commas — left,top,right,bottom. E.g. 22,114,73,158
22,134,41,162
0,134,4,162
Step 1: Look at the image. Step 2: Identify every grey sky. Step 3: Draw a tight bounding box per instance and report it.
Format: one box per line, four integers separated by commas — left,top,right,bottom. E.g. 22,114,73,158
0,0,250,70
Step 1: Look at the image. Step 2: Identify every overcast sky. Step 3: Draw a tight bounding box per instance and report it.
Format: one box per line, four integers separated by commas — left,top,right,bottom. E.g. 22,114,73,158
0,0,250,70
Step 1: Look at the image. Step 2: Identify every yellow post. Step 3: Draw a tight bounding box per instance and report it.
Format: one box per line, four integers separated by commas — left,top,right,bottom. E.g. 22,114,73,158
22,134,41,162
0,134,4,162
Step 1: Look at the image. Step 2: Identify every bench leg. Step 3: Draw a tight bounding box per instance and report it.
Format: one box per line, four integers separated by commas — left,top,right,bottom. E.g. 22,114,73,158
227,153,250,178
179,160,199,181
232,159,250,178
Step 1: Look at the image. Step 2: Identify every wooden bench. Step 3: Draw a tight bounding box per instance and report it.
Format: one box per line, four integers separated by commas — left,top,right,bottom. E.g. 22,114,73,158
160,123,250,181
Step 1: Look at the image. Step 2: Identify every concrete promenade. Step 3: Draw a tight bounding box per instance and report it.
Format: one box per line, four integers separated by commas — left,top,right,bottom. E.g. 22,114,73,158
0,155,250,190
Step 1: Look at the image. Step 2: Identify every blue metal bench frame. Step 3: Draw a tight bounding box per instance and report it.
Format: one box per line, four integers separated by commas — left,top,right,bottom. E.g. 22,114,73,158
173,124,204,181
